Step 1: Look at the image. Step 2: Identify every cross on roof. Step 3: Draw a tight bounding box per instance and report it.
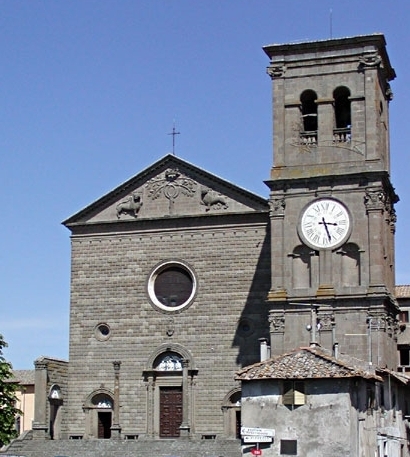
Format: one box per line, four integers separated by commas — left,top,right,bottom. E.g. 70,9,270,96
168,122,180,156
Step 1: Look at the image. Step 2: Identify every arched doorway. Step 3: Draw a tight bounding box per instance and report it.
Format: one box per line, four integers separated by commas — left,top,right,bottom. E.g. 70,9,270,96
222,388,241,439
83,389,114,439
144,343,197,439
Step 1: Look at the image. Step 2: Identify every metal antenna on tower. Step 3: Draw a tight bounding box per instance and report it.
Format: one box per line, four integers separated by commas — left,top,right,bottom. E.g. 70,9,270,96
168,122,180,156
330,8,333,39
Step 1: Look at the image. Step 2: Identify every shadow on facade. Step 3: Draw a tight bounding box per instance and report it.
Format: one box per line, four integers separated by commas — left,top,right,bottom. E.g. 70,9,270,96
232,227,271,368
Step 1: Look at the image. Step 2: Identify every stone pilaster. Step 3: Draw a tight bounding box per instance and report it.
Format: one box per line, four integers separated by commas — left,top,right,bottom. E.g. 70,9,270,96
111,361,121,439
179,359,190,438
32,360,48,440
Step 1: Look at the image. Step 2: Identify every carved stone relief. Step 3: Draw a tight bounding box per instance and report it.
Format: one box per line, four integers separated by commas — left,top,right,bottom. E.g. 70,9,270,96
367,313,387,331
266,62,286,79
317,313,334,332
166,318,175,337
117,168,232,218
269,197,285,217
200,187,228,211
116,192,143,219
364,189,386,211
359,51,382,69
146,168,197,215
269,312,285,333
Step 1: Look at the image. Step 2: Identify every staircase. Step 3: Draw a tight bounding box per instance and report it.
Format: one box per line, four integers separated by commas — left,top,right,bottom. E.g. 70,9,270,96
0,434,242,457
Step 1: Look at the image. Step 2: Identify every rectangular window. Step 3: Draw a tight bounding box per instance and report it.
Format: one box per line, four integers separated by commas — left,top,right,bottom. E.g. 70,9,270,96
399,347,410,366
400,311,409,323
280,439,297,455
283,381,305,410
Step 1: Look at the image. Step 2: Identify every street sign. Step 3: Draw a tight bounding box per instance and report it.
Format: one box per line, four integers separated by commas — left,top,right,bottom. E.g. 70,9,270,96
251,448,262,456
241,427,275,437
243,435,273,443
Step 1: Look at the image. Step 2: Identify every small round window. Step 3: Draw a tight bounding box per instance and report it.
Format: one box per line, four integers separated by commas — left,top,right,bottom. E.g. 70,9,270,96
95,323,111,341
148,261,197,313
237,318,254,338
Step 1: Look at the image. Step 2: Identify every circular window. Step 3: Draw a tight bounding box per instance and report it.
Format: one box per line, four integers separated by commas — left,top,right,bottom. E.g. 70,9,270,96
237,318,254,338
95,323,111,341
148,261,197,313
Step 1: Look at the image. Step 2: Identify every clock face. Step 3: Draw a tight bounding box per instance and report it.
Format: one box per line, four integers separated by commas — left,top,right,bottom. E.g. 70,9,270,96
298,198,351,250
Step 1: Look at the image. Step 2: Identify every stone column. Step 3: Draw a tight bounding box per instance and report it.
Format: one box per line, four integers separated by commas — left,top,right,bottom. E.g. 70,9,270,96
267,61,286,167
267,196,287,300
146,376,155,437
32,360,48,440
111,361,121,439
179,359,190,438
316,99,334,146
316,250,335,297
365,189,386,293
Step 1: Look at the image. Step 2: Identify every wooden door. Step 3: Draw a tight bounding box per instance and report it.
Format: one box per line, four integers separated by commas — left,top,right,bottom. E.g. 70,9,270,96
236,410,241,439
160,387,182,438
97,411,112,439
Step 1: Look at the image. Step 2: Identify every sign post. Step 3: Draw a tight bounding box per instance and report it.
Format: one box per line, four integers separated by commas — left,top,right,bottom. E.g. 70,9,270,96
251,447,262,456
241,427,275,455
241,427,275,438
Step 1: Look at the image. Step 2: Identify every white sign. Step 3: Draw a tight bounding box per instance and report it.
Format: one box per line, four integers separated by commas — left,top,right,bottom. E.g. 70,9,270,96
241,427,275,437
243,435,273,443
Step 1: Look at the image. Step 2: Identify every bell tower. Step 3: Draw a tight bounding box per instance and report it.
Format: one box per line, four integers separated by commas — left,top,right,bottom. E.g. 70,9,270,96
264,34,399,368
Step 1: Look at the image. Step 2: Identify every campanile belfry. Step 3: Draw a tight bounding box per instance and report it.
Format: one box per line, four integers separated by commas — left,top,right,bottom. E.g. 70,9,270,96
263,35,399,367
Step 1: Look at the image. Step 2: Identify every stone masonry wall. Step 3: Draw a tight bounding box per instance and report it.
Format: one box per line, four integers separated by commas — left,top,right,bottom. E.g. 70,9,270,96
64,216,270,438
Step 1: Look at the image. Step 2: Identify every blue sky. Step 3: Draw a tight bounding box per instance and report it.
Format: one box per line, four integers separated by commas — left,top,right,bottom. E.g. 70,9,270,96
1,0,410,368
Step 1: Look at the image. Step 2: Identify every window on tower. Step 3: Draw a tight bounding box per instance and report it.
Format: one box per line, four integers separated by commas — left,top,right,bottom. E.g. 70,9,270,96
300,90,318,145
333,86,351,143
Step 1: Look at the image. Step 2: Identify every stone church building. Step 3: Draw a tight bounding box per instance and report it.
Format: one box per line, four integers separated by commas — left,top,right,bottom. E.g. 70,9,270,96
2,33,410,457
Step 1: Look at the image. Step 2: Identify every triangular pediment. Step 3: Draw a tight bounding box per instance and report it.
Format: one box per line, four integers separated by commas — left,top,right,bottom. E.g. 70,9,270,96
63,154,268,227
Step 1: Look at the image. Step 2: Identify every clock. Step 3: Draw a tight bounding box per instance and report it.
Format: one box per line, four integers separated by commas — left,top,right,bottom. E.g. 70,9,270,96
298,198,352,250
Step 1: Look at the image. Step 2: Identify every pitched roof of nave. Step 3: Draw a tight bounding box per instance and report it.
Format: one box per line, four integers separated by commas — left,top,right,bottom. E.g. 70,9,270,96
235,347,382,382
63,154,269,228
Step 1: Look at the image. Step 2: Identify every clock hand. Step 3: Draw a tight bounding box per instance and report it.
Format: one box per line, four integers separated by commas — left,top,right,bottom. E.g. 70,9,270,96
319,217,332,241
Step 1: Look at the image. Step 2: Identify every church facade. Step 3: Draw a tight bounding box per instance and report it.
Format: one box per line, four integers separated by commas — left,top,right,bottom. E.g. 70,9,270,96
60,155,270,440
5,32,409,457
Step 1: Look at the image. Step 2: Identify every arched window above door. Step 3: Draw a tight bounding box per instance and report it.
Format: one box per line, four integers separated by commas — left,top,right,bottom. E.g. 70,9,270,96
154,352,183,371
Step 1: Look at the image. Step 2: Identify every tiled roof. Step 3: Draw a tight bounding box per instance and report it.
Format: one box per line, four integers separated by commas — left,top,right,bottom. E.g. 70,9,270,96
10,369,35,385
396,285,410,298
377,368,410,385
235,347,381,381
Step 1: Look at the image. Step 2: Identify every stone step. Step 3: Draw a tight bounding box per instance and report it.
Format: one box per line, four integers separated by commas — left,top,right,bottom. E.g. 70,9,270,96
1,436,242,457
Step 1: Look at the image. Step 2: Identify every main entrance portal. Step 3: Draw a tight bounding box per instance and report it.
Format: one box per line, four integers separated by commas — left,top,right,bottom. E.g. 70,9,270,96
159,387,182,438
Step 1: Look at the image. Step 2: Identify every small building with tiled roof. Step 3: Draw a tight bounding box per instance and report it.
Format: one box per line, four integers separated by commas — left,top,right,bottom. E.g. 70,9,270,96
236,346,380,381
237,347,409,457
11,370,35,436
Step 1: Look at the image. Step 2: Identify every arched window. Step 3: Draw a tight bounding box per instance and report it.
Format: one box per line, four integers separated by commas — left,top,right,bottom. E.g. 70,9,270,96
300,90,318,144
154,352,183,371
333,86,351,143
